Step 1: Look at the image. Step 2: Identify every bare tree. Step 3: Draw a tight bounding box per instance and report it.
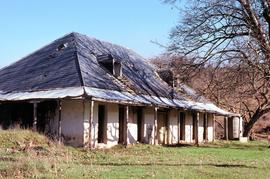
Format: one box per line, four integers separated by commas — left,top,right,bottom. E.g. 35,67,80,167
161,0,270,137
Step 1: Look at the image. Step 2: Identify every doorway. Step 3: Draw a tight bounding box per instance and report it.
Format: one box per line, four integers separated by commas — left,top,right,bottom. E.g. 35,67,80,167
98,105,107,144
203,113,208,140
118,106,125,144
137,107,144,143
179,112,185,141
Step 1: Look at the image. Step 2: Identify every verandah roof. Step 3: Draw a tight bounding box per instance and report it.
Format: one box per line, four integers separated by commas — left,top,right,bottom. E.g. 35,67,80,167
0,86,236,116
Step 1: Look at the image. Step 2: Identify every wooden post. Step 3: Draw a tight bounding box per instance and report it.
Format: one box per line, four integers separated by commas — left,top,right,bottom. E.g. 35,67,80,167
154,107,158,145
224,116,228,141
213,115,216,142
124,106,129,145
239,116,243,138
58,100,62,144
33,102,38,132
89,100,94,149
178,111,181,143
204,113,208,142
166,110,170,145
195,112,199,146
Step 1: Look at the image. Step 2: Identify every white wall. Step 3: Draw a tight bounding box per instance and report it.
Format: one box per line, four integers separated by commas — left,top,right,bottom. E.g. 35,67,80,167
91,102,119,148
54,99,216,148
198,113,204,142
90,103,139,148
106,103,119,146
127,107,138,144
143,107,155,144
83,101,90,146
168,109,178,144
207,114,214,142
61,100,84,147
184,112,193,143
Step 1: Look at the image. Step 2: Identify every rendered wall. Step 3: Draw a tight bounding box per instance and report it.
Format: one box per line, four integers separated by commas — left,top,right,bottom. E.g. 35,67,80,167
207,114,214,142
128,107,138,144
184,112,194,143
198,113,204,142
90,102,139,148
168,109,179,144
143,107,155,144
91,102,119,148
57,100,215,148
106,103,119,146
61,100,84,147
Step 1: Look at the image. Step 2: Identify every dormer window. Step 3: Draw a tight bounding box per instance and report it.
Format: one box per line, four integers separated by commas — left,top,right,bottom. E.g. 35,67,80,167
97,54,122,77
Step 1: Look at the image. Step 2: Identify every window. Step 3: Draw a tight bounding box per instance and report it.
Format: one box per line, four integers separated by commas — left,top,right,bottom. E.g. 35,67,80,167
97,54,122,77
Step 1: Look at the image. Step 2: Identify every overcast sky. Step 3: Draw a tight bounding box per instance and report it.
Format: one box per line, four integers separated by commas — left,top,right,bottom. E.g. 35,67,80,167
0,0,179,68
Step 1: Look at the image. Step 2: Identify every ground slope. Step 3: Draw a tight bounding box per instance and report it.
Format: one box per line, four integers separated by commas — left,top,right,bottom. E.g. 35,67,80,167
0,130,269,178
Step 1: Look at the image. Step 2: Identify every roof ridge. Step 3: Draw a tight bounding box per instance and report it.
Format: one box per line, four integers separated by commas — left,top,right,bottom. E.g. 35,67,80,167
72,33,85,87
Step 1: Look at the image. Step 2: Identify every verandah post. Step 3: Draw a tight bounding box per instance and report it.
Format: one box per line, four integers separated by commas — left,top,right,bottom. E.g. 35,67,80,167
89,99,94,149
124,105,129,146
33,102,38,132
224,116,229,141
213,115,216,142
154,107,158,145
204,113,208,142
195,112,199,146
58,100,62,144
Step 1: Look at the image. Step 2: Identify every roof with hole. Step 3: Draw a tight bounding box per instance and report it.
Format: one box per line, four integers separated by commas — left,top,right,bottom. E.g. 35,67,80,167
0,32,237,116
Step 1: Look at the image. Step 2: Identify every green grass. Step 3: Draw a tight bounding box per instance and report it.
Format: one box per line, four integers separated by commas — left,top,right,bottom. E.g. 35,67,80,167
0,130,269,178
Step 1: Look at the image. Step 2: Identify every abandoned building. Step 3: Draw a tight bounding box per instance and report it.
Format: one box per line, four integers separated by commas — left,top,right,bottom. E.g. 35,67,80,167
0,32,242,147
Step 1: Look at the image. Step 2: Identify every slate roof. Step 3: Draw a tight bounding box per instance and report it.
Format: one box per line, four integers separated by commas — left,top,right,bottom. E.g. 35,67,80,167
0,32,173,98
0,32,237,116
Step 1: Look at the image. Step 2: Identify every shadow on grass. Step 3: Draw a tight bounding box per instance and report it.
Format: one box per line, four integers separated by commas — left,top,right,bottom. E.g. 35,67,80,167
93,162,256,169
165,144,194,148
199,143,269,150
0,157,17,162
163,141,270,150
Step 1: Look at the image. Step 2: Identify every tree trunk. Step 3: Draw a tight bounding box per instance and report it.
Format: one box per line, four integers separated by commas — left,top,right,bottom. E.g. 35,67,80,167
243,115,260,137
243,108,270,137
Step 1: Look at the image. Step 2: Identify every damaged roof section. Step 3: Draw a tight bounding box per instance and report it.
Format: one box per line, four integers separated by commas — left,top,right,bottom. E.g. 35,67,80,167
0,32,237,116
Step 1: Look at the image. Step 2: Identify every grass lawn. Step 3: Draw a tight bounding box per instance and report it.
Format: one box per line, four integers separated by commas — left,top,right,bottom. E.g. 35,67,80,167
0,130,269,178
